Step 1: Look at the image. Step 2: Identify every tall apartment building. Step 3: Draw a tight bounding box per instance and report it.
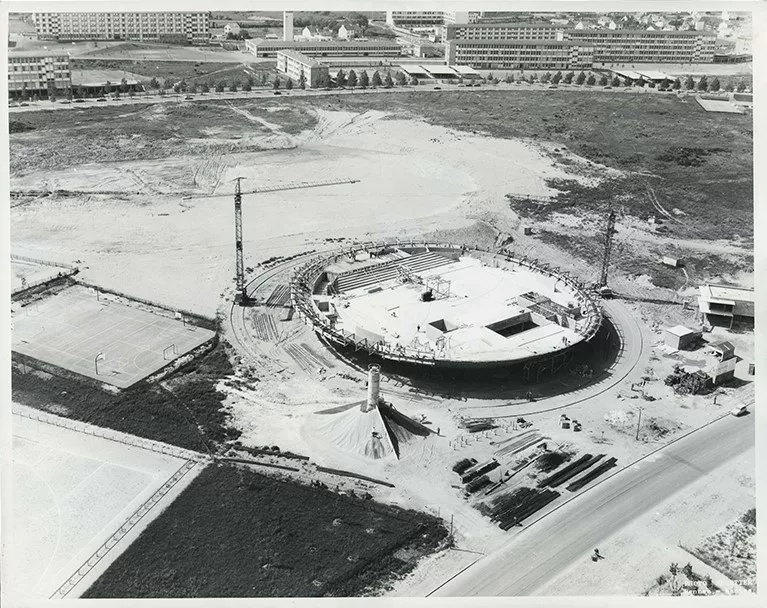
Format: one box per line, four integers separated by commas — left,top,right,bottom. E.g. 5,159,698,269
566,29,716,63
386,11,478,27
8,51,71,97
446,39,593,70
32,12,210,44
276,50,328,88
444,22,563,41
446,27,717,69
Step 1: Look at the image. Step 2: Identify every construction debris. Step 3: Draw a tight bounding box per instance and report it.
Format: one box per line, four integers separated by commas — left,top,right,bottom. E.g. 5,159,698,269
664,364,712,395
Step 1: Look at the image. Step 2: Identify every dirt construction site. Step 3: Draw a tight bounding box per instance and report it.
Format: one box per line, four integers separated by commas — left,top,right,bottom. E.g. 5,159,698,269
9,88,754,597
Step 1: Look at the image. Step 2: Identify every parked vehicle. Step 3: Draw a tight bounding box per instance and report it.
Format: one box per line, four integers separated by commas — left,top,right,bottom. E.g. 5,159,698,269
74,99,85,103
184,95,194,100
96,97,107,102
730,405,748,417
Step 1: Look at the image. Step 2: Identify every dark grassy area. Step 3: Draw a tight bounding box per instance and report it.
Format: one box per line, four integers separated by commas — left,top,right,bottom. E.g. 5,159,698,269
309,90,752,239
11,339,239,453
83,463,447,597
71,58,255,81
537,227,753,291
9,101,317,174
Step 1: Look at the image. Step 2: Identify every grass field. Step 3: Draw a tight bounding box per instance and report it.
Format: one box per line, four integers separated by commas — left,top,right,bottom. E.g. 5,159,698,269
12,285,215,388
308,90,753,240
9,100,312,174
71,58,274,85
12,337,239,453
83,463,448,597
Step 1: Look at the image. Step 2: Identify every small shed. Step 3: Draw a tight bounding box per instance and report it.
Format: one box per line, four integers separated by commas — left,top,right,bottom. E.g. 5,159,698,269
664,325,696,350
709,357,737,385
661,256,679,268
710,340,735,361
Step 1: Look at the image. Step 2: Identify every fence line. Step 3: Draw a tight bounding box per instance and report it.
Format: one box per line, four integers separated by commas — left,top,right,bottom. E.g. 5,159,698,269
11,253,77,270
70,278,216,326
11,268,79,297
12,404,209,463
50,459,200,599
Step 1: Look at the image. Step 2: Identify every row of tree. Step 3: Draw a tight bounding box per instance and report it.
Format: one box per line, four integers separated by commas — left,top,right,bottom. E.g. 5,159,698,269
483,70,749,93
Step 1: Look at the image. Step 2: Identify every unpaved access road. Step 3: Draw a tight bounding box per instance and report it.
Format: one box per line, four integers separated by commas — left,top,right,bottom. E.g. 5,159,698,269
431,411,754,596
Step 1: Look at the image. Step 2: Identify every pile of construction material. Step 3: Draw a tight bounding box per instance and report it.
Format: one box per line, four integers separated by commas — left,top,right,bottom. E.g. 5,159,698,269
452,458,478,475
538,453,616,491
458,458,500,495
459,418,497,433
492,429,545,460
482,487,561,530
665,364,712,395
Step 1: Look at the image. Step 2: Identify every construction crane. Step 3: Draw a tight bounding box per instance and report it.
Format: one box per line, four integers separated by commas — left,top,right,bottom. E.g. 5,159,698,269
232,177,359,305
597,209,617,297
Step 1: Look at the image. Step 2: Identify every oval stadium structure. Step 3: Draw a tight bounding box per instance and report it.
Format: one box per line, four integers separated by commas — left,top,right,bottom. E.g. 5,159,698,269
290,242,603,370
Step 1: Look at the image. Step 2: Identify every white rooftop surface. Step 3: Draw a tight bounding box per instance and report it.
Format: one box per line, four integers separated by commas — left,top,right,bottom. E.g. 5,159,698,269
330,257,585,363
451,65,481,75
700,284,754,303
612,69,643,79
665,324,694,337
636,70,673,80
419,64,458,75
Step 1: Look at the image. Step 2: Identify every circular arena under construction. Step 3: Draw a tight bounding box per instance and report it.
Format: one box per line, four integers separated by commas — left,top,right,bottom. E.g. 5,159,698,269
290,242,603,377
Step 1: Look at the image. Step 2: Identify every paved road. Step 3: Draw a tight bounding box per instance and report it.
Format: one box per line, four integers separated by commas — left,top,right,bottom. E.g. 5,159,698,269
432,412,754,596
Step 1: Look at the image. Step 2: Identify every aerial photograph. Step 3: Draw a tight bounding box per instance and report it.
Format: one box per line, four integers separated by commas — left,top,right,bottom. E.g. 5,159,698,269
2,3,759,602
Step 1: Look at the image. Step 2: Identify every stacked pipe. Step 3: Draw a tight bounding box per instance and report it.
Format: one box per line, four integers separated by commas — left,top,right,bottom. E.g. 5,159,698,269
566,457,617,492
538,454,605,488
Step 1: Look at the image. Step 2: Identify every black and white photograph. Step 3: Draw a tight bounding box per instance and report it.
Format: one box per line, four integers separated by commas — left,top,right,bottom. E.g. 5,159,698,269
1,1,762,603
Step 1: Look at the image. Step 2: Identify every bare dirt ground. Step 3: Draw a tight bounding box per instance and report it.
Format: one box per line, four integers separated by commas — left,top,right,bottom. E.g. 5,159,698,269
11,107,608,317
10,92,754,597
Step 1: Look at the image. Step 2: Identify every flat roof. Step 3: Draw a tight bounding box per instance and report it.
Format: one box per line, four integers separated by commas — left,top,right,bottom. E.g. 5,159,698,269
610,69,643,79
700,284,754,303
569,28,715,36
277,49,323,67
452,39,570,47
450,65,480,75
8,50,70,58
251,38,402,48
398,64,431,76
636,70,673,80
446,22,559,29
665,325,695,337
419,64,456,75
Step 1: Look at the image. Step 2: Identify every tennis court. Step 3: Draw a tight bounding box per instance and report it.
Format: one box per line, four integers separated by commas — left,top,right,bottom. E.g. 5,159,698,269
12,285,215,388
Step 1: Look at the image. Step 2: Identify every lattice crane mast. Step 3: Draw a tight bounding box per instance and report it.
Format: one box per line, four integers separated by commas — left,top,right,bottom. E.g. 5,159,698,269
598,209,617,291
232,177,359,305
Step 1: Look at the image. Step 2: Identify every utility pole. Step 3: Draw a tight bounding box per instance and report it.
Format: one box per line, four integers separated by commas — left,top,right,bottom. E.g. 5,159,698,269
233,177,248,304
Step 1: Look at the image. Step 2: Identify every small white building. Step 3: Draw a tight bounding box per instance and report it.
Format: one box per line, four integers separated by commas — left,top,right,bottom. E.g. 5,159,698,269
223,22,241,37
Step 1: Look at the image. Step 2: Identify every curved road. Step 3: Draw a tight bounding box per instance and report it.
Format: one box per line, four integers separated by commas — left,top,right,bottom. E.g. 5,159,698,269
431,412,754,596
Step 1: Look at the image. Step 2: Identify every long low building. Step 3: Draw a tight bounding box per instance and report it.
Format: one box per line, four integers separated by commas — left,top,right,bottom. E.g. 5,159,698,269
32,11,210,44
276,49,328,88
445,26,717,68
246,38,403,58
446,39,594,70
8,51,71,97
567,29,715,64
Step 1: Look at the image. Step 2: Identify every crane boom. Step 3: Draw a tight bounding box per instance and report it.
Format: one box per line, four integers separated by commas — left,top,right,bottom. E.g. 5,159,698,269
231,176,359,305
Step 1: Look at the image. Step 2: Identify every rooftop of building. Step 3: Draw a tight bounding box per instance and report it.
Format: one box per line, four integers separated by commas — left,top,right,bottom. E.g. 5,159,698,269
451,38,570,46
276,49,323,67
249,38,402,48
699,283,754,303
8,50,71,58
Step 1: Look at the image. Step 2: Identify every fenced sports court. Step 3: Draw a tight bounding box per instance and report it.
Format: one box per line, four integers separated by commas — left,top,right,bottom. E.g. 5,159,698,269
12,285,215,388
